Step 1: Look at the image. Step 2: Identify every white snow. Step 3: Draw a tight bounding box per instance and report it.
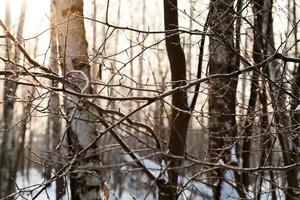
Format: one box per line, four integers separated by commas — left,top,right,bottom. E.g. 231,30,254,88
122,153,213,199
248,179,285,200
122,154,164,179
15,162,285,200
178,176,213,199
295,104,300,112
230,145,239,164
220,170,239,200
15,168,68,200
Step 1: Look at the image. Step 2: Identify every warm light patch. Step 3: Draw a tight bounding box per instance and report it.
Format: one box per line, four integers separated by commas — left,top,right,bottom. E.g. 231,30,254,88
0,0,51,63
0,0,50,39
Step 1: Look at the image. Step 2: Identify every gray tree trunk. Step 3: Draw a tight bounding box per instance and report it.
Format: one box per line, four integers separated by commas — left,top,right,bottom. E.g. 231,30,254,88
49,0,66,198
254,0,299,198
207,0,238,198
55,0,102,199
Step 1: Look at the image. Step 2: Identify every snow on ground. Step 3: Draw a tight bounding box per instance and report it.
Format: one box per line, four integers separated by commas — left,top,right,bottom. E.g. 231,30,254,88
247,180,285,200
178,175,213,199
220,170,239,200
15,164,286,199
122,153,213,199
122,154,168,180
15,168,154,200
16,168,68,200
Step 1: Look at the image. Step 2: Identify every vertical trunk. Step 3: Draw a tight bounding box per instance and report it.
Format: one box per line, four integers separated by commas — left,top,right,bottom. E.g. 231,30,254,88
0,1,27,198
290,0,299,166
267,6,299,200
252,0,299,198
14,0,27,64
138,1,146,86
44,116,52,181
292,0,298,55
109,1,121,118
256,79,273,200
52,94,66,200
55,0,101,199
26,121,34,181
129,32,134,86
8,87,34,196
234,0,255,192
91,0,98,83
241,31,248,116
136,0,146,122
187,0,194,81
50,1,66,197
0,2,13,197
250,2,271,196
207,0,237,198
241,71,258,188
163,1,190,199
241,0,265,188
154,48,167,145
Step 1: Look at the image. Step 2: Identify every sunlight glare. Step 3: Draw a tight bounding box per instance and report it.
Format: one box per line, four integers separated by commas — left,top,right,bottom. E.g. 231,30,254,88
0,0,50,39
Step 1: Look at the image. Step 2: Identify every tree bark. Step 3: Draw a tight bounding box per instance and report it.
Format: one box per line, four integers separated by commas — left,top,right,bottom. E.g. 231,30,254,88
207,0,237,198
290,0,299,170
49,0,66,198
163,0,190,199
55,0,101,199
252,0,299,198
0,2,13,197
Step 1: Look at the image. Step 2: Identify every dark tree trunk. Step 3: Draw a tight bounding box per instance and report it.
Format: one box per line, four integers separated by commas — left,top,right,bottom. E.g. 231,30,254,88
207,0,238,198
290,0,299,171
163,0,190,199
252,0,299,198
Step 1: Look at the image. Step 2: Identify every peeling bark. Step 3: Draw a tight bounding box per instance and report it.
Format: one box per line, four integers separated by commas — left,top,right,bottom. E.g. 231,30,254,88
55,0,101,199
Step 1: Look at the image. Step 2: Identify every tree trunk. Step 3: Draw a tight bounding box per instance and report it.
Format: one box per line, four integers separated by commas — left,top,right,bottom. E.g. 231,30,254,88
0,2,13,197
49,1,66,198
55,0,101,199
0,1,27,198
187,0,194,81
290,0,299,169
266,2,298,199
163,0,190,199
207,0,237,198
252,0,299,198
91,0,98,83
256,78,274,200
8,87,34,197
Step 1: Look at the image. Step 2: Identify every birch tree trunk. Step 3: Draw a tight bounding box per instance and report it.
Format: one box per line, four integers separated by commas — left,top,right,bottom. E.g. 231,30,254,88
207,0,237,198
55,0,101,199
